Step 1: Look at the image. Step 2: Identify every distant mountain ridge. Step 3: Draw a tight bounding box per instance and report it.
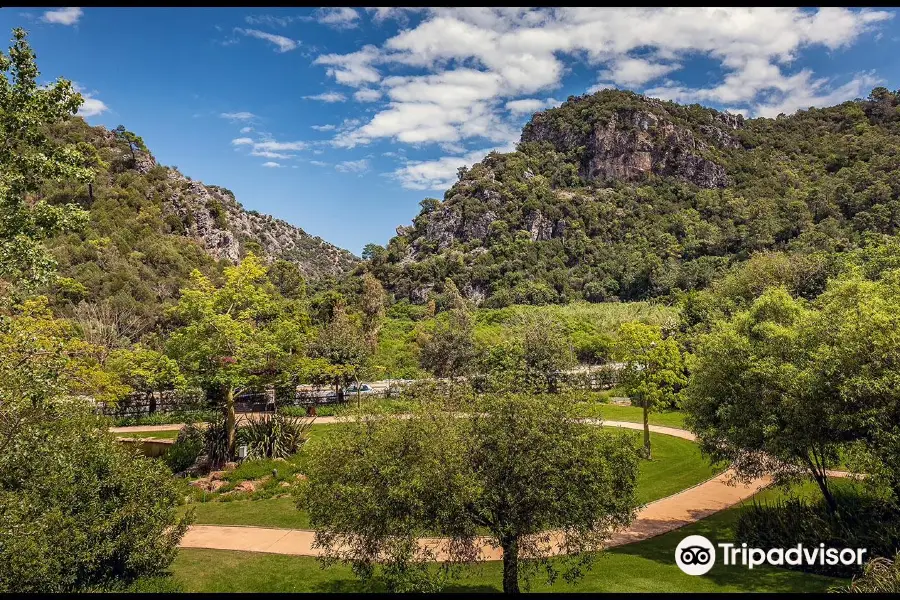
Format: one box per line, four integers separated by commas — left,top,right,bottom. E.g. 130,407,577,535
368,87,900,307
43,116,358,323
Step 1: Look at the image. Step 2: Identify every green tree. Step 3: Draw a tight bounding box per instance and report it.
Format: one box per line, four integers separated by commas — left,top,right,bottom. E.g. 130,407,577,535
0,27,92,290
0,299,188,592
418,280,476,378
107,346,185,413
113,124,148,162
267,259,306,300
684,287,863,512
519,313,575,393
167,253,303,457
360,272,385,353
300,394,640,593
615,322,687,458
308,304,368,403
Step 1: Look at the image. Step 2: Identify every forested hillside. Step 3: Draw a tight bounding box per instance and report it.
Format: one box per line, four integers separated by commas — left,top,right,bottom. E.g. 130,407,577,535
38,117,358,324
367,88,900,307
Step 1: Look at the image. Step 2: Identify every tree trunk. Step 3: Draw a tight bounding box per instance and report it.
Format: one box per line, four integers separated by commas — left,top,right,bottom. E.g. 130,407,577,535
812,469,838,513
501,537,520,594
225,386,236,459
643,394,651,459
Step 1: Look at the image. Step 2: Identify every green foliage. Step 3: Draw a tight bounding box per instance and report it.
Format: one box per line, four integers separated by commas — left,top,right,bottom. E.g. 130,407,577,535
736,488,900,578
165,423,205,473
370,87,900,307
238,413,314,460
300,393,640,593
0,27,92,291
167,254,308,456
417,281,476,377
835,551,900,593
0,404,191,592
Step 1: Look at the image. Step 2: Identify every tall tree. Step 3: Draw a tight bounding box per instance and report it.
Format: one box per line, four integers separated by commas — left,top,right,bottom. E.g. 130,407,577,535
167,254,303,457
360,272,385,353
301,393,640,593
615,322,687,458
308,304,368,404
113,124,147,162
684,286,875,512
418,279,476,378
0,27,92,291
519,313,576,393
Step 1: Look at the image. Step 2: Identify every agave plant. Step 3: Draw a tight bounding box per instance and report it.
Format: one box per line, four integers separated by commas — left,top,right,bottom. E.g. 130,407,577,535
238,413,314,460
203,415,231,468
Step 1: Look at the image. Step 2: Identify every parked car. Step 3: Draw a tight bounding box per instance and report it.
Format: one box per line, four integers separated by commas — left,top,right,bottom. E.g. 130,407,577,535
324,383,376,402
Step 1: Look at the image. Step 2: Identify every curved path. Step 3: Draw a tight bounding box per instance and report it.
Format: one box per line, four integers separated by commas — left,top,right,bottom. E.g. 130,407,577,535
111,417,857,560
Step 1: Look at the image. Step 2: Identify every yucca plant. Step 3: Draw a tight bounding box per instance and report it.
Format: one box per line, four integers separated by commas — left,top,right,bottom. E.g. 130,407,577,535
238,413,314,460
203,415,231,468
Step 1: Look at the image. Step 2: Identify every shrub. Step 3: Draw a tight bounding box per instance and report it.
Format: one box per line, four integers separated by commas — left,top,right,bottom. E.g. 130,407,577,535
833,551,900,593
0,408,191,592
736,489,900,578
203,415,231,468
165,424,204,473
239,413,314,460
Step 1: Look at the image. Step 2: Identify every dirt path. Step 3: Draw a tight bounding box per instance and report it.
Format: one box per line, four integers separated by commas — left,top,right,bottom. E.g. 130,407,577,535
179,465,772,559
116,416,856,560
175,419,767,560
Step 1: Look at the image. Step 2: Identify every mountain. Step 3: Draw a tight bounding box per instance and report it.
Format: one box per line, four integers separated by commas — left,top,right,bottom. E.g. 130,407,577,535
42,116,358,324
368,87,900,307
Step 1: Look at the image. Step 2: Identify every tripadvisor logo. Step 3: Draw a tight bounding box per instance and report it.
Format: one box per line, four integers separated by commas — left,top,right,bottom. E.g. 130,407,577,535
675,535,867,576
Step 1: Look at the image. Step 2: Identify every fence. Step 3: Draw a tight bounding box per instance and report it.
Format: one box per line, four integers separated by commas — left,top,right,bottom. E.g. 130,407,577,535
94,366,619,418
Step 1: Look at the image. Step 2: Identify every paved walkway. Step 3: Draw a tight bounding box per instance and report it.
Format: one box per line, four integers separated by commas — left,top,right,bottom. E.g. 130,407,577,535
113,416,857,560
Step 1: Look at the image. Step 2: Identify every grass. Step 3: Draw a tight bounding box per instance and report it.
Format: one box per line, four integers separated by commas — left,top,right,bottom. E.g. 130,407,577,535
170,480,844,593
183,425,718,528
574,403,687,429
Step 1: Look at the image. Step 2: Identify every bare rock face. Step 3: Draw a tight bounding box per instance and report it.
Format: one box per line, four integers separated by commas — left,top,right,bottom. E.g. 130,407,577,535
522,100,744,189
159,168,357,278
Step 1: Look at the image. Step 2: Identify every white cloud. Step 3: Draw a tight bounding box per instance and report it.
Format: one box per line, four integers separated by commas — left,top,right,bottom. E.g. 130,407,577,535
236,28,299,53
310,160,330,167
72,83,108,117
245,14,298,28
314,45,381,87
335,159,370,173
262,161,282,168
231,137,254,145
598,58,680,88
252,150,292,159
393,144,514,190
316,7,360,29
313,7,892,149
240,126,253,133
254,140,307,152
505,97,559,116
354,88,382,102
220,111,256,121
42,7,82,25
303,91,347,103
311,124,336,131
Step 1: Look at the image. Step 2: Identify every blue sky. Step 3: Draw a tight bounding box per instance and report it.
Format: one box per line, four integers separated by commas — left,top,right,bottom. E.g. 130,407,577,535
2,7,899,255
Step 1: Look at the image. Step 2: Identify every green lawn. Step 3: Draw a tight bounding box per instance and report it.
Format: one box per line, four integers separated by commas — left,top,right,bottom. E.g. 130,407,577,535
171,481,844,593
574,403,687,428
183,426,719,528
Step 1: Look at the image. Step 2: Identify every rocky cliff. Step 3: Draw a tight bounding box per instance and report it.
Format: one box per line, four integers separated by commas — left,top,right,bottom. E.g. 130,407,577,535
93,124,357,280
368,87,900,307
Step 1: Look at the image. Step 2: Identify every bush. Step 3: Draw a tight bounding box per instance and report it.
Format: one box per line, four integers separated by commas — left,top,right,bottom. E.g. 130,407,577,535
238,413,314,460
0,408,191,592
112,409,217,428
165,424,204,473
833,551,900,593
203,415,231,468
737,489,900,578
